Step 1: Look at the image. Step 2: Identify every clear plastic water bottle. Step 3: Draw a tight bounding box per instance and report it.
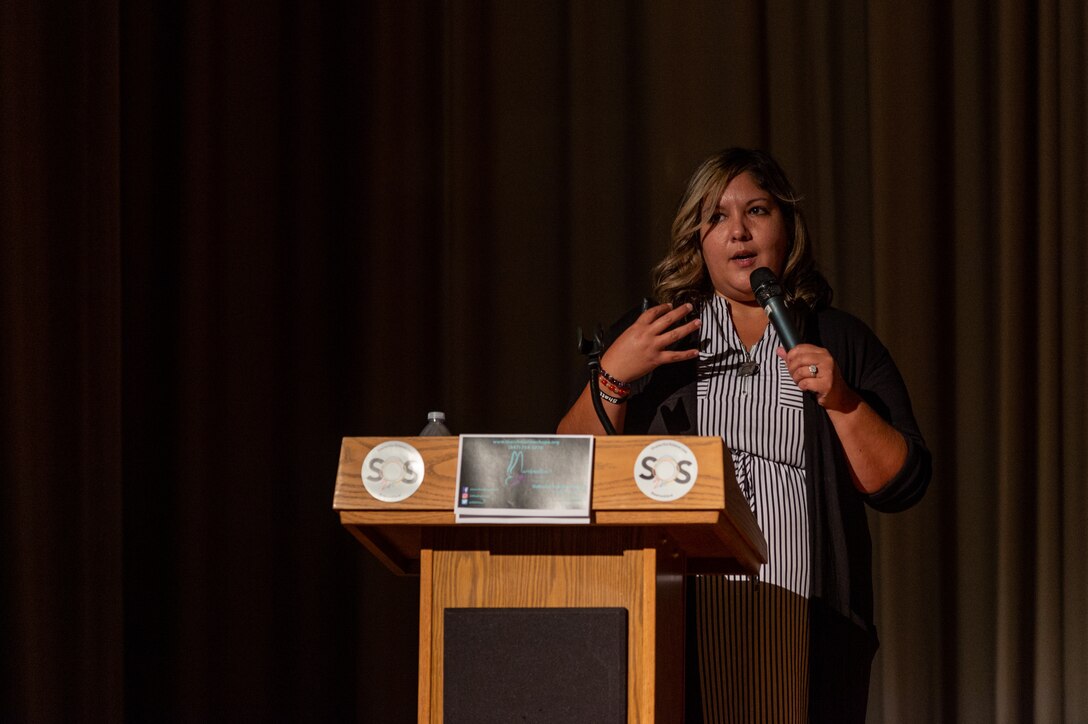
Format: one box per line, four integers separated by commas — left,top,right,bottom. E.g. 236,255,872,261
419,411,452,436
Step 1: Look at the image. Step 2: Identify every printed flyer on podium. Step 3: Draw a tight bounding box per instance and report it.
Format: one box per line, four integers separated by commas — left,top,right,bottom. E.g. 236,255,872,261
454,435,594,523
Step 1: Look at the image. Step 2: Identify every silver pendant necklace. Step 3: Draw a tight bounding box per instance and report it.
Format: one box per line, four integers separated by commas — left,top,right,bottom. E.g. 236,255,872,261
738,355,760,377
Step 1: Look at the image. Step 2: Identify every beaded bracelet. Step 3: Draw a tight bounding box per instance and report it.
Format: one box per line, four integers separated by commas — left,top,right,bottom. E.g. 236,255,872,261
599,377,630,397
599,367,631,392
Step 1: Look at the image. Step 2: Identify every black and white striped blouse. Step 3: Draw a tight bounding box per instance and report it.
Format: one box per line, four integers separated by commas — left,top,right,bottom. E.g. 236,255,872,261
697,294,810,598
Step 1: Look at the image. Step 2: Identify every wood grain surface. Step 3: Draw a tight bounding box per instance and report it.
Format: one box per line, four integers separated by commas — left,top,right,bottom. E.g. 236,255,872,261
333,435,767,576
418,527,659,723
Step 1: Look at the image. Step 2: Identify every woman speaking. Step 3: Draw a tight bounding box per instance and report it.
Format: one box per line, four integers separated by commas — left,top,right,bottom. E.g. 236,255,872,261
558,148,931,722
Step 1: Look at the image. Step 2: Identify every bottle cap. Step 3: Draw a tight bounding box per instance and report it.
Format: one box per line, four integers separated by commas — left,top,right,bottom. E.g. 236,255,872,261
427,411,446,421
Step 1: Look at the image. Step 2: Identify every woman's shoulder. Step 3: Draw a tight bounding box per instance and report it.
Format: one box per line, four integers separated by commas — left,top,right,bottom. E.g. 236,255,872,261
812,305,871,329
809,306,883,344
806,306,894,375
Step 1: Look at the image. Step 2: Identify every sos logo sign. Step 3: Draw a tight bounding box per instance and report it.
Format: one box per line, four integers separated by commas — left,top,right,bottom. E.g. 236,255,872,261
633,440,698,501
361,441,425,502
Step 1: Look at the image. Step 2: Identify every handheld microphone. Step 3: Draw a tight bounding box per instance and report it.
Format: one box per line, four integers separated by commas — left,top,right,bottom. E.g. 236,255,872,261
749,267,802,350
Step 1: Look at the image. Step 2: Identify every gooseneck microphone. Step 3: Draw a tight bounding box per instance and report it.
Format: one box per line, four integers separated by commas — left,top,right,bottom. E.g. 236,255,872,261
750,267,802,350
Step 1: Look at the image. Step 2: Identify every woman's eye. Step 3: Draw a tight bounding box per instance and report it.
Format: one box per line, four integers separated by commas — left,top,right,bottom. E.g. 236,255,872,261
748,206,768,216
708,212,725,224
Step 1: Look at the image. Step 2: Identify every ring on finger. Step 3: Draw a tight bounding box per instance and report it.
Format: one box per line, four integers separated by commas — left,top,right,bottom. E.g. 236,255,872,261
808,364,818,377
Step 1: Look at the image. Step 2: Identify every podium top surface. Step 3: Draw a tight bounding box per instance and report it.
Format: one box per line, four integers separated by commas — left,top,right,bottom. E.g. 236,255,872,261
333,435,767,576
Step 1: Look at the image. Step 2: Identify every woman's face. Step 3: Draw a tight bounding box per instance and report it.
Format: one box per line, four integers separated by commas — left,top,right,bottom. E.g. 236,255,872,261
699,171,789,304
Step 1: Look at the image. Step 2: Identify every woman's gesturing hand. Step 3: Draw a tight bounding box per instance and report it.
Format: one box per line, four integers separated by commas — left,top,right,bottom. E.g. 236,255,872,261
599,303,702,383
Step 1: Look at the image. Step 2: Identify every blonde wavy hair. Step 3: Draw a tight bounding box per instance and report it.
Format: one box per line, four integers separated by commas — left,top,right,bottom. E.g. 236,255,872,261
651,148,831,319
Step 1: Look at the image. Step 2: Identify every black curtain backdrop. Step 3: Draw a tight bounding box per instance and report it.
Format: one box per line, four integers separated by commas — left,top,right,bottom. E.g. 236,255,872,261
3,1,1086,722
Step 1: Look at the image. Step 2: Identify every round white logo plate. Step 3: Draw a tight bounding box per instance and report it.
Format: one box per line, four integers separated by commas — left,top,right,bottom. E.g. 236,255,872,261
361,441,425,502
633,439,698,501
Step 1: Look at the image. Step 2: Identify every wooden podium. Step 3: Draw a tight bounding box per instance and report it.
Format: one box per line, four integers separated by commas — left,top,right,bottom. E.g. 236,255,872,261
333,435,766,723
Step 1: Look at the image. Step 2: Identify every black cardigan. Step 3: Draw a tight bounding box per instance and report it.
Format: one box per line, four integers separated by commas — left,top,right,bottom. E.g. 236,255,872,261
604,305,932,722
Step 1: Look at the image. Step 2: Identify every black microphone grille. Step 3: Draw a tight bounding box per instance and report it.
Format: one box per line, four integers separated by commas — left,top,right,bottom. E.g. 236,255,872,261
749,267,778,291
